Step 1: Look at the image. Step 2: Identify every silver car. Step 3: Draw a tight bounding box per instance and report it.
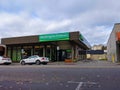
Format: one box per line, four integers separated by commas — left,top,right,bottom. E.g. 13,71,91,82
0,56,12,65
20,55,49,65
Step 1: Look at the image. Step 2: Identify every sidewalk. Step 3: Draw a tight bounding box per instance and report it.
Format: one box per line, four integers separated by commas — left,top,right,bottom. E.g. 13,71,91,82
76,60,116,66
10,60,119,68
48,61,76,65
48,60,118,68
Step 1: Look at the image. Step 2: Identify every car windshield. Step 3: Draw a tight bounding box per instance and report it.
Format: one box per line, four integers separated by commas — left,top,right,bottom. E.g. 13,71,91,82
29,55,38,59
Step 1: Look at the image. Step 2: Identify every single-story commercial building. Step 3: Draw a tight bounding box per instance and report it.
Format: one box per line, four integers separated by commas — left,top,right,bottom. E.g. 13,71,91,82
1,31,91,62
107,23,120,62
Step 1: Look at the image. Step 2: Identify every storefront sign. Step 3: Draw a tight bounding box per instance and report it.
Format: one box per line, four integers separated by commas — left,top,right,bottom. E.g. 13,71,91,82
39,32,69,42
79,34,83,41
66,49,72,53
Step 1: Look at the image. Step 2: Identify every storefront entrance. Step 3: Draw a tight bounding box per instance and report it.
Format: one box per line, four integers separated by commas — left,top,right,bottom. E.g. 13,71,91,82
57,49,72,61
57,50,67,61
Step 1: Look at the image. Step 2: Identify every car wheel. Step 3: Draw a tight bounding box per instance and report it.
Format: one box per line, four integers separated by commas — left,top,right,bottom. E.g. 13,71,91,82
36,60,40,65
21,61,25,65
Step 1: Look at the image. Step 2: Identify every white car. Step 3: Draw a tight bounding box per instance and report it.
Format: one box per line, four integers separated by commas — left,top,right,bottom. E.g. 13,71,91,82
0,56,12,65
20,55,49,65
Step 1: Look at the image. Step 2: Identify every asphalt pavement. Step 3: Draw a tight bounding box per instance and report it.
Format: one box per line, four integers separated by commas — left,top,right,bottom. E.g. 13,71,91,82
0,60,119,90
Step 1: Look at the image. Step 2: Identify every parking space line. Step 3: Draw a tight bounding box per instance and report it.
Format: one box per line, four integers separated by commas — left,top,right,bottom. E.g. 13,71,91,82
68,81,97,90
75,82,83,90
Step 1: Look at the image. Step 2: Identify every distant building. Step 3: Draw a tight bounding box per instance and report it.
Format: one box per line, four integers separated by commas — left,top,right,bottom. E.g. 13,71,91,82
92,44,104,50
86,45,107,60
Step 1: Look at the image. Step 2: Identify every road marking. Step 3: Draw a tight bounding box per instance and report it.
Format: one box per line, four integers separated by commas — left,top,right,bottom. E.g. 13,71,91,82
68,81,83,90
68,81,97,90
75,82,83,90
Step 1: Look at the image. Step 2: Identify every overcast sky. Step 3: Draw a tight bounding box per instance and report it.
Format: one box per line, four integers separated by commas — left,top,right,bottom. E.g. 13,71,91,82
0,0,120,45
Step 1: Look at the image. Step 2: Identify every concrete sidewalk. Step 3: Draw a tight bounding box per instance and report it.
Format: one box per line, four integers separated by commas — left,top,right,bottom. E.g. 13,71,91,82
8,60,119,69
76,60,116,66
47,60,118,68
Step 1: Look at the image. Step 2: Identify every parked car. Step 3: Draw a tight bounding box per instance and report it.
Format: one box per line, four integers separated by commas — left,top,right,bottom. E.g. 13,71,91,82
0,56,12,65
20,55,49,65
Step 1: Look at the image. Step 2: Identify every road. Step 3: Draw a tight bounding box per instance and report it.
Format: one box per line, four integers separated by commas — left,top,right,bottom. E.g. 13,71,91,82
0,60,119,90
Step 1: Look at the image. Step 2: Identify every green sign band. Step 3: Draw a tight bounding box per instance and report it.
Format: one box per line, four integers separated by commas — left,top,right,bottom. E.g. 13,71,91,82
39,32,69,42
79,34,83,41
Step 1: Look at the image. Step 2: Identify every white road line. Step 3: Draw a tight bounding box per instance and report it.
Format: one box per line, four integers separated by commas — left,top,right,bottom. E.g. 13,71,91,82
68,81,97,90
75,82,83,90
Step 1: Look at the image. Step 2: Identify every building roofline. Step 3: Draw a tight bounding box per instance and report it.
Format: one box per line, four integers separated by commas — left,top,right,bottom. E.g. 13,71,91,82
107,24,116,45
115,23,120,25
1,31,91,49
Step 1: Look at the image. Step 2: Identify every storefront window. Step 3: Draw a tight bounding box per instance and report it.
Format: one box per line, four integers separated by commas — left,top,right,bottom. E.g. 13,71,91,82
7,47,11,58
12,47,17,61
16,47,21,61
66,49,72,59
23,46,32,57
51,46,57,61
46,45,51,60
34,46,44,57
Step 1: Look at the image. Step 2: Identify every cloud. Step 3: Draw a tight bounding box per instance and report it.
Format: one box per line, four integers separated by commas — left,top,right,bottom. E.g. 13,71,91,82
45,19,71,31
80,26,112,45
0,0,120,46
0,12,72,37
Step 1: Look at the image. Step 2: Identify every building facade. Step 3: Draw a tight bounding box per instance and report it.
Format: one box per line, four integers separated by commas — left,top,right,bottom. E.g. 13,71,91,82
107,23,120,62
1,31,91,62
89,45,107,60
92,44,104,50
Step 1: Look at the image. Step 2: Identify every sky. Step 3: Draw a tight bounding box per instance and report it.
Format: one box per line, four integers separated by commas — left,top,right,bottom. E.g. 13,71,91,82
0,0,120,46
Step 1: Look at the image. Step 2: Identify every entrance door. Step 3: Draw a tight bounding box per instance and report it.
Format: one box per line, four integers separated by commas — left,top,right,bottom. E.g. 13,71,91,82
58,50,67,61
